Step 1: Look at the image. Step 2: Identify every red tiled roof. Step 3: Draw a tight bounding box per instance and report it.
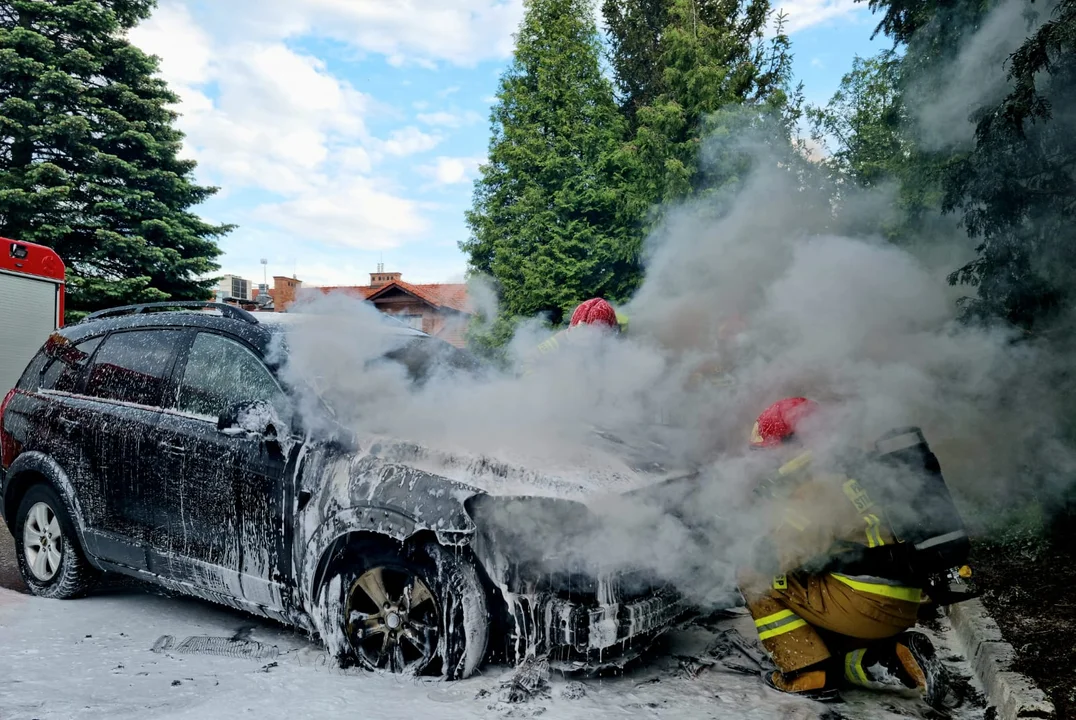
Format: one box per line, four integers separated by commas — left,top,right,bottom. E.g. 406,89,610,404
316,280,472,314
313,285,378,299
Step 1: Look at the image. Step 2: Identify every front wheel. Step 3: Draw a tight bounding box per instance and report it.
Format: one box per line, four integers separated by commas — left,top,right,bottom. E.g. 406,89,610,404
319,540,489,679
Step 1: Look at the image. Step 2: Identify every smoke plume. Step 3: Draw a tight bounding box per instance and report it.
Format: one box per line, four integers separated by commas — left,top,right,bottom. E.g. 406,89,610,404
272,105,1076,605
909,0,1060,151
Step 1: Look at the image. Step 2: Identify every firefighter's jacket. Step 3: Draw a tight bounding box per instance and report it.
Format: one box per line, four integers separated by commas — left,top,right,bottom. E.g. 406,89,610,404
519,328,573,377
748,451,922,606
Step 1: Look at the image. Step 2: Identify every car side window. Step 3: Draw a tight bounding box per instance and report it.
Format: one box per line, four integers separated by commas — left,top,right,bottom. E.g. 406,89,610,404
85,330,183,407
40,335,103,392
176,332,283,419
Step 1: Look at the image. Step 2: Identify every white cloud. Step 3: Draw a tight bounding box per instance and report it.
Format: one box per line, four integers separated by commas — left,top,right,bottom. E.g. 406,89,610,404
129,1,442,259
253,177,430,251
438,86,462,98
375,127,444,157
128,3,212,89
419,156,485,185
774,0,862,33
191,0,526,67
133,8,376,195
811,57,825,68
417,110,484,128
337,147,373,174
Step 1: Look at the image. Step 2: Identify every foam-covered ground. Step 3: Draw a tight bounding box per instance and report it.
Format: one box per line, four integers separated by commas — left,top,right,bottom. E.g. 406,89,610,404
0,582,988,720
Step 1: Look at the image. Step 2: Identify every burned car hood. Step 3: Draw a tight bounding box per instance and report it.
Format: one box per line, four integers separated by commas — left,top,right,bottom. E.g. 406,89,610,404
346,431,694,503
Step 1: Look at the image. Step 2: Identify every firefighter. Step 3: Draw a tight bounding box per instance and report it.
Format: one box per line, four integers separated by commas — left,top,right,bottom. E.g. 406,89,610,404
739,397,946,706
520,298,625,376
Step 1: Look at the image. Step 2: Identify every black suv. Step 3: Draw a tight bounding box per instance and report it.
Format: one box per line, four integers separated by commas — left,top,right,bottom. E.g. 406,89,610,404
1,302,687,678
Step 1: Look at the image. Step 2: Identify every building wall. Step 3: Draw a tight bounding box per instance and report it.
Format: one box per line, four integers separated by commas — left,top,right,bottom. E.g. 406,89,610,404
371,295,468,347
271,276,302,311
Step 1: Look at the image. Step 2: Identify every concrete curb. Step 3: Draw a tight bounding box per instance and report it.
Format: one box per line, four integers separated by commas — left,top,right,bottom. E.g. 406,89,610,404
944,599,1055,719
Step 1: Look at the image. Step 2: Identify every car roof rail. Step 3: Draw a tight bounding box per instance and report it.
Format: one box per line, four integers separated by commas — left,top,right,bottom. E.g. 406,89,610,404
82,301,260,325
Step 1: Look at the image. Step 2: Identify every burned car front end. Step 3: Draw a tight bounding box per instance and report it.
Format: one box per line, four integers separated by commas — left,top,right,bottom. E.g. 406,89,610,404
293,433,694,675
464,491,690,672
268,313,693,674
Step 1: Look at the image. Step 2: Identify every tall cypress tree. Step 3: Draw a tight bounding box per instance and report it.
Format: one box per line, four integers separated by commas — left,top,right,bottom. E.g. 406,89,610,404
605,0,801,207
463,0,639,335
602,0,670,124
0,0,230,320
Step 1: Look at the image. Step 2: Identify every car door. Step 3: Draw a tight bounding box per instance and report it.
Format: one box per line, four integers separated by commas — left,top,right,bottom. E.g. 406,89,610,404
30,333,105,509
150,330,291,609
77,328,185,569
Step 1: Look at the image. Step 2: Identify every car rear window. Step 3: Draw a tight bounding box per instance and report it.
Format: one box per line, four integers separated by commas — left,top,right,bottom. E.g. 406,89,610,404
85,330,184,407
38,335,103,392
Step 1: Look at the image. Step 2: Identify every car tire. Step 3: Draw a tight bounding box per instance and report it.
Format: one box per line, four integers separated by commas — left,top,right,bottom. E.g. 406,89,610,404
13,483,99,599
317,539,489,679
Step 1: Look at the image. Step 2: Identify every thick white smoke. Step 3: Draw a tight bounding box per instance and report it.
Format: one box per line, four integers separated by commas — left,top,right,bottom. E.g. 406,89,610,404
909,0,1061,151
271,115,1075,604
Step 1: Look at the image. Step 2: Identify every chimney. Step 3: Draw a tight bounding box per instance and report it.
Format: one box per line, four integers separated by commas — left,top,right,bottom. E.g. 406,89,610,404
272,275,302,312
369,269,402,288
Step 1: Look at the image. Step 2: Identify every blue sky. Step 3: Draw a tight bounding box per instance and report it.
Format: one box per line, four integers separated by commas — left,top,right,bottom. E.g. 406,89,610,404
128,0,893,289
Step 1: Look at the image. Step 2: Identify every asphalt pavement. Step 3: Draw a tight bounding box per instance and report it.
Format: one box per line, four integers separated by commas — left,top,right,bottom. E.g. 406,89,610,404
0,515,27,592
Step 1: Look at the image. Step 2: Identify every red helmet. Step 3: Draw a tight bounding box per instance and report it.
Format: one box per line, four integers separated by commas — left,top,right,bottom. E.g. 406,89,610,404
569,298,618,329
750,397,818,449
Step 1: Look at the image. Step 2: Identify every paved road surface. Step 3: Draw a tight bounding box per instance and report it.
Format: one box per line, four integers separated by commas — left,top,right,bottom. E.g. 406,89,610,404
0,514,986,720
0,584,985,720
0,515,27,592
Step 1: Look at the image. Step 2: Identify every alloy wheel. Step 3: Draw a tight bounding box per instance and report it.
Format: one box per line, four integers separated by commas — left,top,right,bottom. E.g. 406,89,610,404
345,566,440,674
23,502,63,582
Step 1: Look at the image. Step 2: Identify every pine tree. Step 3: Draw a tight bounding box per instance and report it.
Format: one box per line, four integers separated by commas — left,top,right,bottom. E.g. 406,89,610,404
462,0,639,335
602,0,670,124
608,0,801,207
0,0,230,320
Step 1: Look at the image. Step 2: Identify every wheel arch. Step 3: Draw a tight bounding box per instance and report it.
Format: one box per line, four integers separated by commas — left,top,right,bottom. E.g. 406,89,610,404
300,503,478,604
4,453,88,547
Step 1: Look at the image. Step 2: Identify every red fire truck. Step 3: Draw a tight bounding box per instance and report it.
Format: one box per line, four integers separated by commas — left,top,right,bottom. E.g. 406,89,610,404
0,238,65,394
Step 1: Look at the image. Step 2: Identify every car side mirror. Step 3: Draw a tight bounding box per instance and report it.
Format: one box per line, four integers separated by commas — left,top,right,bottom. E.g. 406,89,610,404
218,399,287,443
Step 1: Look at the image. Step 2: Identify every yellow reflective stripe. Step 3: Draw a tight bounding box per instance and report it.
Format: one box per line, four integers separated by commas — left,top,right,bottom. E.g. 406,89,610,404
782,510,808,531
754,609,810,641
536,336,560,354
778,451,813,476
844,649,871,686
831,574,922,603
758,618,808,641
754,609,795,628
863,514,884,548
843,478,875,513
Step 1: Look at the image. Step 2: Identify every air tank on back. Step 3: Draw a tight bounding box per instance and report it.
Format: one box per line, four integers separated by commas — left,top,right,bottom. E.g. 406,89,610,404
865,427,971,575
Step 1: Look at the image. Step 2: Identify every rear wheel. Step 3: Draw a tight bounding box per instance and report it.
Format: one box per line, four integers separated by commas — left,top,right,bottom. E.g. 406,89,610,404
13,483,99,598
320,540,489,679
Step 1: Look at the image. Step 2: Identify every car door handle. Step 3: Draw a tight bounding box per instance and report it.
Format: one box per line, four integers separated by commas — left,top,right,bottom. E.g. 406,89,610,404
157,441,185,457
